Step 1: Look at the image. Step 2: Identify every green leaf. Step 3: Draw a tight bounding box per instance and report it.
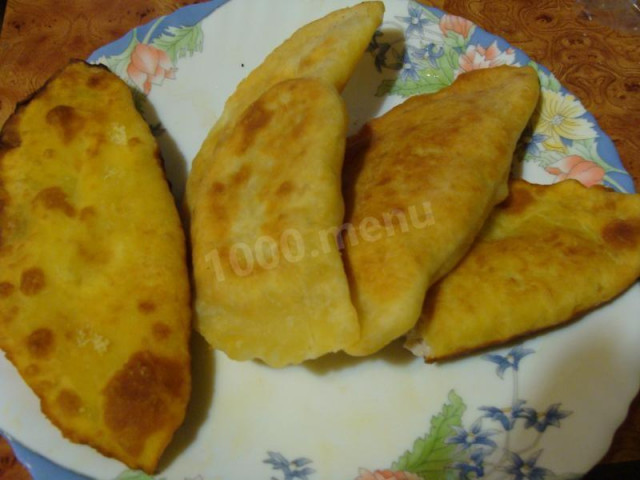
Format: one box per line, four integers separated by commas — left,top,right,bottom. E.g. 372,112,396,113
389,75,447,97
377,54,456,98
603,173,630,193
529,61,562,93
418,7,442,24
443,31,466,50
466,25,477,44
151,23,204,64
392,390,467,479
545,75,562,93
420,66,453,89
388,80,427,97
436,49,457,84
570,138,600,162
97,31,139,82
376,78,396,97
569,138,628,180
444,45,461,72
524,149,565,168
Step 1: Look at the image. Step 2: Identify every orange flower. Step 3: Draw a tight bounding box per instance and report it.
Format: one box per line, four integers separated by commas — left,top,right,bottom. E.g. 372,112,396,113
545,155,605,187
439,14,474,39
458,41,516,73
355,468,422,480
127,43,177,95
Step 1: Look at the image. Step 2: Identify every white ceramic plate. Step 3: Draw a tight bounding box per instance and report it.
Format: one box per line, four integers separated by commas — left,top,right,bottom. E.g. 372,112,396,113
1,1,639,479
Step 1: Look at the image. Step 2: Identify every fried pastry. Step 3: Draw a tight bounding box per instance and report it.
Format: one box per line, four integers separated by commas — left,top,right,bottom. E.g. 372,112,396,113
185,1,385,214
406,179,640,361
191,78,358,367
0,62,191,473
343,66,540,356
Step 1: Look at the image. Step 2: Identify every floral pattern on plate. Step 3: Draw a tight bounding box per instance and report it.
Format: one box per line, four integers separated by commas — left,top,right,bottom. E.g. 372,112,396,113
353,348,578,480
94,9,207,96
106,349,577,480
368,2,633,193
3,1,638,479
88,1,224,140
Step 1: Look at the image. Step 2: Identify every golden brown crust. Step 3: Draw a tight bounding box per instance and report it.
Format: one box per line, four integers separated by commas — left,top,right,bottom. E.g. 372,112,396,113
191,78,359,367
343,66,540,356
0,61,191,473
103,351,190,458
409,179,640,362
185,1,385,217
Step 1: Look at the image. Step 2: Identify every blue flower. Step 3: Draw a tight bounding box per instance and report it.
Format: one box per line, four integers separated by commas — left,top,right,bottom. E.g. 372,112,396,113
526,132,548,155
453,449,486,479
399,50,421,82
511,399,538,429
264,452,315,480
291,457,313,469
411,43,445,68
479,405,513,431
264,451,289,470
537,403,572,431
484,346,535,379
502,450,551,480
447,420,498,450
396,5,431,36
528,404,572,432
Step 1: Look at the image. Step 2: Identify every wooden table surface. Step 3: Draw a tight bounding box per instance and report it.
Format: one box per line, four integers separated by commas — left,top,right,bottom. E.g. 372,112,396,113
0,0,638,479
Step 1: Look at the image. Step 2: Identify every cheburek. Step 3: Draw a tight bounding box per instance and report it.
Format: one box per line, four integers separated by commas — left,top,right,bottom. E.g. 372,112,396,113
406,179,640,362
185,1,384,214
192,78,358,367
343,66,540,356
0,62,191,473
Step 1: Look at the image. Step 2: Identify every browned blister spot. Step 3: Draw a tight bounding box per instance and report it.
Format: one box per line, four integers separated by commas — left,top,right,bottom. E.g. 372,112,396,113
79,206,96,222
0,282,15,297
210,182,226,194
276,181,293,196
229,101,273,155
56,389,84,416
33,186,76,217
232,164,251,186
138,300,156,313
85,136,105,158
152,322,172,340
500,186,534,214
45,105,84,143
103,351,186,455
128,137,142,147
24,364,39,376
87,73,110,89
601,218,640,249
20,268,46,295
0,305,19,325
376,176,392,187
26,328,54,358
